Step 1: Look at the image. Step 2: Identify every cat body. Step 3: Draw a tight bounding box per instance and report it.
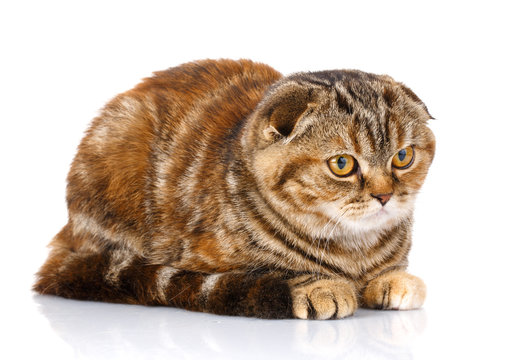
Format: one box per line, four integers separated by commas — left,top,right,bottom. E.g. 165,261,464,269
34,59,435,319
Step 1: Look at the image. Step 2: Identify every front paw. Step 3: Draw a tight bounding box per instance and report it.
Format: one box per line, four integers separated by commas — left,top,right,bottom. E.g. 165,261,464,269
290,276,358,320
362,272,426,310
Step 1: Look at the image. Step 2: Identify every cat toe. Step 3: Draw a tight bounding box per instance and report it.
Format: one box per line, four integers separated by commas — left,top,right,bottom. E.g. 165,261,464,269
291,278,357,319
363,272,426,310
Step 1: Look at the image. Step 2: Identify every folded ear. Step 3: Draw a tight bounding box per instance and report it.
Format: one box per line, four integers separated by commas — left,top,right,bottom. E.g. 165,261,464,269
258,83,318,141
398,83,434,120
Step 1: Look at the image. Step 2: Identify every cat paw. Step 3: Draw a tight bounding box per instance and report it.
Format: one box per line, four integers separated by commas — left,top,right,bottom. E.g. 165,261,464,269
362,271,426,310
290,277,357,319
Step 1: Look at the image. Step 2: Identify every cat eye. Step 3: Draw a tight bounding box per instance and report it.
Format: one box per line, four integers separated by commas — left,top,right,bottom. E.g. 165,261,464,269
392,146,415,169
328,154,356,177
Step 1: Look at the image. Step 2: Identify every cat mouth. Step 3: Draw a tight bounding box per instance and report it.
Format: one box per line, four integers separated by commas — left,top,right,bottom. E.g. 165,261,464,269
362,207,390,221
374,208,389,216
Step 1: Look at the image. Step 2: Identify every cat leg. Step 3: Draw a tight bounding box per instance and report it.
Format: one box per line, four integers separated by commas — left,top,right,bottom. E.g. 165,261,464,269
172,272,357,319
34,245,357,318
362,271,426,310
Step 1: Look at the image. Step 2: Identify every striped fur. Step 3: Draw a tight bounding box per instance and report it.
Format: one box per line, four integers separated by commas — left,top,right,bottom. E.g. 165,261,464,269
34,59,435,319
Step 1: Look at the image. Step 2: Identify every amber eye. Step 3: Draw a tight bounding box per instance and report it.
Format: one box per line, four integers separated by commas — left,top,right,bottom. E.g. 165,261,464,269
392,146,415,169
328,154,356,177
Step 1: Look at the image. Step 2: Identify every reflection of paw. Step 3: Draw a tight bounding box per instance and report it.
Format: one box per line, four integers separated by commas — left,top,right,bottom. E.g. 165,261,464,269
363,272,426,310
290,277,357,319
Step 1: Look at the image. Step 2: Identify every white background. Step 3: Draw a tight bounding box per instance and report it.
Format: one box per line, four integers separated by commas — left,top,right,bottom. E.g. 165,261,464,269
1,1,518,359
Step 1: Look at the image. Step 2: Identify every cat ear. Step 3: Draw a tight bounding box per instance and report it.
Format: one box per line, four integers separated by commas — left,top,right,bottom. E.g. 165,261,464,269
398,83,434,120
260,84,318,141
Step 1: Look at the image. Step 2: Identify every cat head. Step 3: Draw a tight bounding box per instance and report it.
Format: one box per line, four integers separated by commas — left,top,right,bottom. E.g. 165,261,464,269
243,70,435,243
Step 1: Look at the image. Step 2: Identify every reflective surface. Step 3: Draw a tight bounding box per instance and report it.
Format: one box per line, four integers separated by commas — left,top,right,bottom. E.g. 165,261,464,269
3,287,515,360
34,295,426,360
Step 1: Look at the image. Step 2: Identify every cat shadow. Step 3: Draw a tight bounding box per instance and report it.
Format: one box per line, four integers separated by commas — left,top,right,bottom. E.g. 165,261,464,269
34,294,426,359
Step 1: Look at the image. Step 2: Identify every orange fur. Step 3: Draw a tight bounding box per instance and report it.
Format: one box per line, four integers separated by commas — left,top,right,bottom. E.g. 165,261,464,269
34,59,435,319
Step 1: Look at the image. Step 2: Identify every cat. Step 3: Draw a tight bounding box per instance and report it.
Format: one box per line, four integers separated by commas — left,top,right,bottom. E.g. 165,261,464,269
34,59,435,319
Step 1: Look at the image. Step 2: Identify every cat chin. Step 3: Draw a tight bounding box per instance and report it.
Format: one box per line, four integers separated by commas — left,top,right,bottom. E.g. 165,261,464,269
316,200,413,240
338,212,397,235
328,211,411,250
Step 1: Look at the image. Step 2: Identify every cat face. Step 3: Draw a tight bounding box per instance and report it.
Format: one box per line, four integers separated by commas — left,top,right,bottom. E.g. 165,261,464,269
247,71,435,243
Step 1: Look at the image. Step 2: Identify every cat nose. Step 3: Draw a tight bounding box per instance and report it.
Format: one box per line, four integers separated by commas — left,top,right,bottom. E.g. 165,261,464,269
370,193,393,206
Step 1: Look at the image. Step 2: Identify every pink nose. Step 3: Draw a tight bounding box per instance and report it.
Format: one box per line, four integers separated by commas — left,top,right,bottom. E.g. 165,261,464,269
371,193,393,206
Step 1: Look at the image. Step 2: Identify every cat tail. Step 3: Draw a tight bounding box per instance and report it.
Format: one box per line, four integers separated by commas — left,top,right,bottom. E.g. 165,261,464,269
33,232,295,318
34,226,358,319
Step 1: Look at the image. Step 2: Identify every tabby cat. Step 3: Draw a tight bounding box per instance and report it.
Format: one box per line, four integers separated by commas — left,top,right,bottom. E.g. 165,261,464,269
34,59,435,319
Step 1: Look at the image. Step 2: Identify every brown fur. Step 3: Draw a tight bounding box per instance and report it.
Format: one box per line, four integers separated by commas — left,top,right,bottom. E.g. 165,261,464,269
34,59,435,319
